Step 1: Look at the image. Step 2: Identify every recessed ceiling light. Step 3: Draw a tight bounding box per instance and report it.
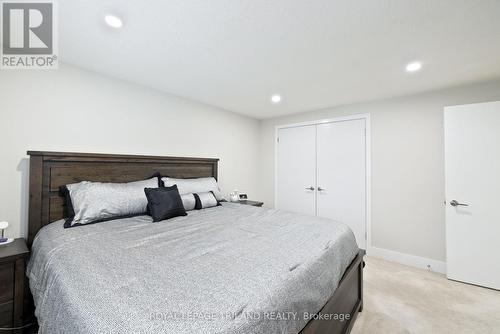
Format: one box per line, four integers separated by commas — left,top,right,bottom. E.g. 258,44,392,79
406,62,422,73
271,95,282,104
105,15,123,28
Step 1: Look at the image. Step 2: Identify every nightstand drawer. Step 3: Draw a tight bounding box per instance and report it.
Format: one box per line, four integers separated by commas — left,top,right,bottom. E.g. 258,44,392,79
0,300,13,328
0,263,14,303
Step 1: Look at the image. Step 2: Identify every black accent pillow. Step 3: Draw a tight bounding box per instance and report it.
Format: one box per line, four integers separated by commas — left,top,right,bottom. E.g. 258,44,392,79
147,172,163,213
144,185,187,222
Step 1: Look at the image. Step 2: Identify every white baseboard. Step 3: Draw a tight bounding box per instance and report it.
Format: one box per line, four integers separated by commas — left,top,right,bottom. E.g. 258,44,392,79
367,246,446,274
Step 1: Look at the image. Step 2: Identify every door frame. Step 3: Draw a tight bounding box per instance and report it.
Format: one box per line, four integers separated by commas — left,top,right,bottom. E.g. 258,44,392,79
274,113,372,253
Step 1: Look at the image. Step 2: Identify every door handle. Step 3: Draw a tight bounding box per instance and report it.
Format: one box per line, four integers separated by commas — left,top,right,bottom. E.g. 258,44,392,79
450,200,468,207
305,186,315,191
318,187,325,191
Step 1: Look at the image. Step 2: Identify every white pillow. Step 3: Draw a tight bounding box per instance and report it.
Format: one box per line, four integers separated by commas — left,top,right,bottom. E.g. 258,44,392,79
162,177,223,201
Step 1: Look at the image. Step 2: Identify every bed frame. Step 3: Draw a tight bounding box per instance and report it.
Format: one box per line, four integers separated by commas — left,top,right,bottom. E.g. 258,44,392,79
27,150,364,334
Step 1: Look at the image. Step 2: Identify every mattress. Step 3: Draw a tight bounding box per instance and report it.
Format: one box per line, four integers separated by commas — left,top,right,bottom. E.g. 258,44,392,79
27,203,358,334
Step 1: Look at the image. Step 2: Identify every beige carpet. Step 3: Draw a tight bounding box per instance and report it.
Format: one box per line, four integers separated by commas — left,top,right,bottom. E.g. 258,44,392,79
351,257,500,334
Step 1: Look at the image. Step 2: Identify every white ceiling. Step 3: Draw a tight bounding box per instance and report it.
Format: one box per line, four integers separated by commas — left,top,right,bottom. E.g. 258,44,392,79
60,0,500,119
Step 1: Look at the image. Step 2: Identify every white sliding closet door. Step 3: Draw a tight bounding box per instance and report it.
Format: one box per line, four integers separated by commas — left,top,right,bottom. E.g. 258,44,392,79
276,125,316,215
316,120,366,248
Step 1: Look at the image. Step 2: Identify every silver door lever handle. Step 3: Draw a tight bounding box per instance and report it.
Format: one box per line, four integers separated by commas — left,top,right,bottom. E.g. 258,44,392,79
318,187,325,191
306,186,315,191
450,200,468,207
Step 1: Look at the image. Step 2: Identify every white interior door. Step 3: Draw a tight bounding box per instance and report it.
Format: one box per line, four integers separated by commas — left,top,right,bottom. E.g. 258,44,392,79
445,101,500,290
276,125,316,215
317,120,366,249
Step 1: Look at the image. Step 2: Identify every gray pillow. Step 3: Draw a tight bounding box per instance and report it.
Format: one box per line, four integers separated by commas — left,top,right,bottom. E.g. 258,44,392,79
162,177,223,201
64,177,159,227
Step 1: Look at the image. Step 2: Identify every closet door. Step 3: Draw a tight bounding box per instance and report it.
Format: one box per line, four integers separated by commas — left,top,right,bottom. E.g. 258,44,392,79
445,102,500,289
276,125,316,215
317,120,366,248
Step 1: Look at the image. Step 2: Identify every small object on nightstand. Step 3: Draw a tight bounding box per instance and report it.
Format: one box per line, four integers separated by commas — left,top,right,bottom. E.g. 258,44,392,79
229,190,240,202
0,221,14,246
238,200,264,207
0,238,30,333
0,221,8,237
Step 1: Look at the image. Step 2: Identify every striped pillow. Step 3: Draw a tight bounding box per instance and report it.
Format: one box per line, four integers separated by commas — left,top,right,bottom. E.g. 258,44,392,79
194,192,220,210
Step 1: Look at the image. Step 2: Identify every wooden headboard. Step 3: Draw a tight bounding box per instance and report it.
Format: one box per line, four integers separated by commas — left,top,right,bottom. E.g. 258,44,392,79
27,151,219,246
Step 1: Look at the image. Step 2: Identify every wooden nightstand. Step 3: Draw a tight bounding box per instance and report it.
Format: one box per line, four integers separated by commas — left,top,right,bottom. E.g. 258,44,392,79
238,200,264,207
0,239,29,333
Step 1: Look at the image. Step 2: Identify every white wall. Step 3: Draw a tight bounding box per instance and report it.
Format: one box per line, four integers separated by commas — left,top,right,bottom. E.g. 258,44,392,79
259,79,500,265
3,62,500,271
0,64,260,238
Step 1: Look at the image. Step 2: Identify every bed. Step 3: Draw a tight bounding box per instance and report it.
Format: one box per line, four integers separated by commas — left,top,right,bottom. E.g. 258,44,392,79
26,151,364,334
